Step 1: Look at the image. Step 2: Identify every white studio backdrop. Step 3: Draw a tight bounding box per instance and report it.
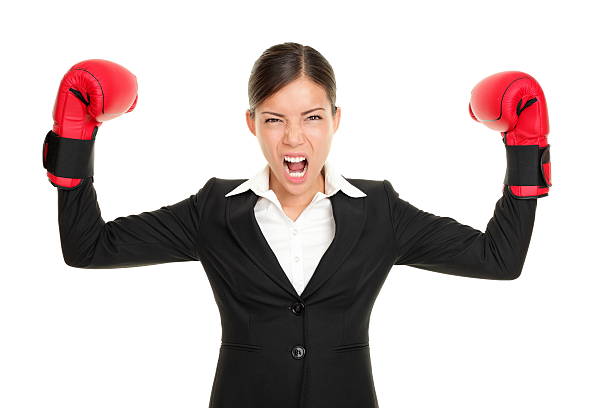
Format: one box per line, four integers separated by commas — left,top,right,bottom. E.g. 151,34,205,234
1,0,609,407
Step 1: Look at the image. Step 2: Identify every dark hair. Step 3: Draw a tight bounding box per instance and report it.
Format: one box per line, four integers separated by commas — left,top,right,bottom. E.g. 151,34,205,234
248,42,338,119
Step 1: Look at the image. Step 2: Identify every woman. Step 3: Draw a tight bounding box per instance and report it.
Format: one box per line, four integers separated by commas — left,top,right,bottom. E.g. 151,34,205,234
43,42,549,408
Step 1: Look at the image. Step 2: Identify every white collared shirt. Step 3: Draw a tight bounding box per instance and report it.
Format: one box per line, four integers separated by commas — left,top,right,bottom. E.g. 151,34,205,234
225,160,367,296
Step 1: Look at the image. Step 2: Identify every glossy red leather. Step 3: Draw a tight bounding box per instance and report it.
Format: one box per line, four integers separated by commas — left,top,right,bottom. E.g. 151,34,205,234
44,59,138,189
469,71,551,198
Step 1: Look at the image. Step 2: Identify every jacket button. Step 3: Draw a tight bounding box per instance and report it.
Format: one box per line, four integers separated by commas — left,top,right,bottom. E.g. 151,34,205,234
290,302,304,315
291,345,306,360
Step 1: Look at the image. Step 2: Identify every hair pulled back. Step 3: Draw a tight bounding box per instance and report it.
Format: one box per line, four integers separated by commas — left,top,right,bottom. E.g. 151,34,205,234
248,42,338,119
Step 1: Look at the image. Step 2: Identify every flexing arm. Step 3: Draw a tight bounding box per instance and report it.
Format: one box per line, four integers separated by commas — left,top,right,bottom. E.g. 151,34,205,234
58,177,214,268
384,180,537,279
385,71,549,279
43,59,212,269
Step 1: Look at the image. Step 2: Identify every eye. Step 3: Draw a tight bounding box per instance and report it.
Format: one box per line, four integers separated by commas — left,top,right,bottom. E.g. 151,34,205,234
264,118,281,123
307,115,322,120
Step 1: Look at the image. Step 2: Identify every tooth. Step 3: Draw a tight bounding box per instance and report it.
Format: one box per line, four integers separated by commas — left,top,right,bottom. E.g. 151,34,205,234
284,156,306,163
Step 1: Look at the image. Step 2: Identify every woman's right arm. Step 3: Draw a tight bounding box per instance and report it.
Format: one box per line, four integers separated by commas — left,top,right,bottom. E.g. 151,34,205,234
58,176,215,268
43,59,215,269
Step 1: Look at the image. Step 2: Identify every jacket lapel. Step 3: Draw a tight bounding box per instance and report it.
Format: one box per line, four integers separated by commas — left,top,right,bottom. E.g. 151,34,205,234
226,187,367,301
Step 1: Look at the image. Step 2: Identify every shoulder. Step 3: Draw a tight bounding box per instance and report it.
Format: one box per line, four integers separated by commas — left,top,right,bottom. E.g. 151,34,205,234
201,177,249,198
344,177,388,197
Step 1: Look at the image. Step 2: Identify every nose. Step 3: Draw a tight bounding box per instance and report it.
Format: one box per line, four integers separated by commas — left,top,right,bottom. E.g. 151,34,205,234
284,124,305,146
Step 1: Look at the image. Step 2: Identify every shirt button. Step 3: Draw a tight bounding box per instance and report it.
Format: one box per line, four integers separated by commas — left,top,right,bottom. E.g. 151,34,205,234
294,256,300,262
291,345,306,360
292,228,298,236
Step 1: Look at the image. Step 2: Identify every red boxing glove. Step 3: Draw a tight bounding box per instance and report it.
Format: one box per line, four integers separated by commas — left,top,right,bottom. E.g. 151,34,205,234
42,59,138,189
469,71,551,199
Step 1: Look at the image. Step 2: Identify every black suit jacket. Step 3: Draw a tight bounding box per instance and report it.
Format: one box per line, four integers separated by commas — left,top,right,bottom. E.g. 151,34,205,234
57,175,537,408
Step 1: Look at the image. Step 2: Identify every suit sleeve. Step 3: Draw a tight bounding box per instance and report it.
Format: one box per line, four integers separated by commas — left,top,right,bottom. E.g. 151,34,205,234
383,180,538,280
57,176,215,269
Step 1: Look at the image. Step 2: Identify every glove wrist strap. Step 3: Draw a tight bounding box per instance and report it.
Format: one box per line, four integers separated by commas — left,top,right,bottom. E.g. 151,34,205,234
503,144,550,188
42,129,96,179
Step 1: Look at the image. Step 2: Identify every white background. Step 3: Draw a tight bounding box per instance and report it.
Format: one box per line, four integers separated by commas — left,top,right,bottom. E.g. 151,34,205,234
1,0,610,407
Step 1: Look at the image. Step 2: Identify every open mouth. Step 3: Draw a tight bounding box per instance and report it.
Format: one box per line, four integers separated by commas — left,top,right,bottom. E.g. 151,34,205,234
283,156,308,180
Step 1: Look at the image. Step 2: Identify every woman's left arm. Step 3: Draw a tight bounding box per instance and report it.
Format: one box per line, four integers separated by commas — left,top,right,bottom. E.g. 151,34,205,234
384,71,551,280
384,180,537,280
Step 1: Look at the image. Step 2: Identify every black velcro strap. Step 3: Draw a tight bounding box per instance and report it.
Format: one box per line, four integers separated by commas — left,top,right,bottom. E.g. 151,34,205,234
42,130,95,178
503,144,549,187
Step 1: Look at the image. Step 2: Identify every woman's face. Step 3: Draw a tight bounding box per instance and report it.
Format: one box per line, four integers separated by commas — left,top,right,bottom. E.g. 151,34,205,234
246,76,341,199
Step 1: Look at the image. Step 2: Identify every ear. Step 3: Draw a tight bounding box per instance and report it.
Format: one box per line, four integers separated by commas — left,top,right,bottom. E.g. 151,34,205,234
333,105,341,133
245,109,256,136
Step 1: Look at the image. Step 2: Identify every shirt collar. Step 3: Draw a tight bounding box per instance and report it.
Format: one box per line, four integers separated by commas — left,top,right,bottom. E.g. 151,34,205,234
224,160,367,199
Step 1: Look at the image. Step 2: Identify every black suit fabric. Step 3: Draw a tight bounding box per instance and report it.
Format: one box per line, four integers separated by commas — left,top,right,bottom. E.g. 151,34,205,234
57,176,537,408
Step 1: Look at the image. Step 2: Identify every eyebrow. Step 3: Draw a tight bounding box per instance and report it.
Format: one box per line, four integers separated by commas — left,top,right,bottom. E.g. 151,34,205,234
260,107,325,118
